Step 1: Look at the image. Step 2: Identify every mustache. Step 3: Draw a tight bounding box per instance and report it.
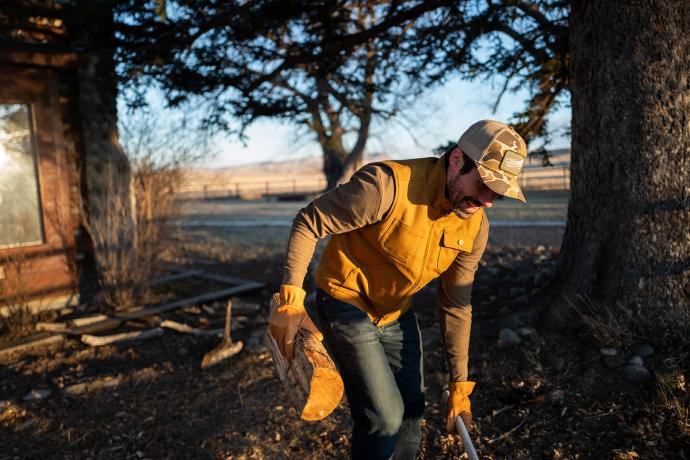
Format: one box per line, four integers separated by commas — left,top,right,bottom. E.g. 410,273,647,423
454,197,482,208
466,198,482,207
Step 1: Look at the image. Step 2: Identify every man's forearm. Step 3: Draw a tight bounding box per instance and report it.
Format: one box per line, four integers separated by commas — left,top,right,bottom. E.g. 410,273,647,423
282,217,319,287
439,302,473,381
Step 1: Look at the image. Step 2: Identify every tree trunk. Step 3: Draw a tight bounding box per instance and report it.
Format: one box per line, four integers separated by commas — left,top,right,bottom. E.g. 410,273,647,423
551,0,690,336
323,146,347,191
321,141,366,191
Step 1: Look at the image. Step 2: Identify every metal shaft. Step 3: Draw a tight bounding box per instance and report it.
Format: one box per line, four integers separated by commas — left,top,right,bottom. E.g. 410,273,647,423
455,416,479,460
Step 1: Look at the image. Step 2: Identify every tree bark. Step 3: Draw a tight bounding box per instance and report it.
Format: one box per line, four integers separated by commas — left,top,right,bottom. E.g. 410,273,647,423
551,0,690,335
321,136,366,191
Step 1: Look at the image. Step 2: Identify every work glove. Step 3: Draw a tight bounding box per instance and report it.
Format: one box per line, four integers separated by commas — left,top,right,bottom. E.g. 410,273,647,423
268,285,323,360
446,380,475,433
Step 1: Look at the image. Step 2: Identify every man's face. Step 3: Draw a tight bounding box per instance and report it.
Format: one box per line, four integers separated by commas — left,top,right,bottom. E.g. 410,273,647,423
447,147,499,219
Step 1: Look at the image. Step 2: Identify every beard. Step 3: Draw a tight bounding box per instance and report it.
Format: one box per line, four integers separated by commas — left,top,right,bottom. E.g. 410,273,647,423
451,197,483,219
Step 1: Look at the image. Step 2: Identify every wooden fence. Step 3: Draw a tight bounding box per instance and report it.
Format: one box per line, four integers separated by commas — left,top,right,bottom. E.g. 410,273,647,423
177,165,570,201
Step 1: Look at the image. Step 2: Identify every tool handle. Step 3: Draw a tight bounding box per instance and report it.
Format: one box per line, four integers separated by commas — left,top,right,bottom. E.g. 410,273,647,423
455,415,479,460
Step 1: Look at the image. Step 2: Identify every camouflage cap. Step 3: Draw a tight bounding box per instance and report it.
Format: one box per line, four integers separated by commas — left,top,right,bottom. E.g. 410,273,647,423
457,120,527,202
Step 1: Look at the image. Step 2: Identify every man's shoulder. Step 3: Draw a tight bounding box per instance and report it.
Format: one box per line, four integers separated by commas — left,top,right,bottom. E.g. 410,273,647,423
371,156,439,180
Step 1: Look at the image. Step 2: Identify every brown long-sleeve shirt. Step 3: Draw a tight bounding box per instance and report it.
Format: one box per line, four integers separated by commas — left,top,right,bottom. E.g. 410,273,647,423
282,163,489,381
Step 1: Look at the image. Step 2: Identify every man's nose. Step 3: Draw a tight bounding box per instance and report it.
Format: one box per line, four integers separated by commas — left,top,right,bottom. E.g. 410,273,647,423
478,189,498,208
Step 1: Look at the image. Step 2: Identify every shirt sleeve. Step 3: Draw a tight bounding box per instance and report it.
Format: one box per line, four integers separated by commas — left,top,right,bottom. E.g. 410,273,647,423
282,163,395,287
437,211,489,382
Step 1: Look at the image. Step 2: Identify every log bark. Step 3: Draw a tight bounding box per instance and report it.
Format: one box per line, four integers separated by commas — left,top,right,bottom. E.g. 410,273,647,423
264,294,343,421
548,0,690,337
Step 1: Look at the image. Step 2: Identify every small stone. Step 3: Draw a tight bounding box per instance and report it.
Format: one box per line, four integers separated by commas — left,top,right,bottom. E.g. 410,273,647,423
545,355,565,371
23,389,52,401
623,364,653,382
600,347,618,356
64,383,87,396
646,353,674,372
603,355,625,368
629,355,644,365
629,343,654,358
516,326,536,336
498,328,521,347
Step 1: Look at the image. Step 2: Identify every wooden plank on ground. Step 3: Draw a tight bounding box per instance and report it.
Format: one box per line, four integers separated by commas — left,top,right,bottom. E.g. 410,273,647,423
150,269,205,286
67,318,123,336
194,272,265,289
160,320,222,336
81,328,164,347
70,314,109,328
35,322,68,332
66,283,264,336
0,333,64,358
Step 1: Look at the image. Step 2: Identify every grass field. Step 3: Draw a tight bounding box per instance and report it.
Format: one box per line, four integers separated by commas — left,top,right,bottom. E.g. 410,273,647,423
484,189,569,222
179,189,569,223
176,189,570,254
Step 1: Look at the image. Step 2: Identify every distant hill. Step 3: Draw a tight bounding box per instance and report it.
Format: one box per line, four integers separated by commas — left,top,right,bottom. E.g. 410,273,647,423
179,149,570,197
180,152,391,197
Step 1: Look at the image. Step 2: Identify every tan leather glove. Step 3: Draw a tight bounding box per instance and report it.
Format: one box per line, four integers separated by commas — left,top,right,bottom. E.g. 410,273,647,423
268,285,323,360
446,381,475,433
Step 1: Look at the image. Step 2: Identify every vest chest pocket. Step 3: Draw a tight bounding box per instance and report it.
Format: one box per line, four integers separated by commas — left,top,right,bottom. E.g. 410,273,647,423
380,218,427,266
437,229,474,272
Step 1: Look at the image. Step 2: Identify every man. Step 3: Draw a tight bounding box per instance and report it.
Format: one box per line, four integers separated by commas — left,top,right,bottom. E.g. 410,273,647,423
269,120,527,459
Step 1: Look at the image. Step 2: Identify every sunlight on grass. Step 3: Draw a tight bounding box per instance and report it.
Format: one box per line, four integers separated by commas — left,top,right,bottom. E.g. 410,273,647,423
484,190,569,222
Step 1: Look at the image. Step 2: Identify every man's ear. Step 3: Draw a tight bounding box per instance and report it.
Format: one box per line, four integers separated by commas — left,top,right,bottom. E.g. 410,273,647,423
450,147,464,168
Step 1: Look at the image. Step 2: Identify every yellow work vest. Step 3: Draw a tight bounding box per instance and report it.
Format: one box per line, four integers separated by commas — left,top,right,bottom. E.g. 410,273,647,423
314,156,484,326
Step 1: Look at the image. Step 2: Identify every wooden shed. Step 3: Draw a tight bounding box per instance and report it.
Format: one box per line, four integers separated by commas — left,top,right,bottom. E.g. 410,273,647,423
0,1,130,313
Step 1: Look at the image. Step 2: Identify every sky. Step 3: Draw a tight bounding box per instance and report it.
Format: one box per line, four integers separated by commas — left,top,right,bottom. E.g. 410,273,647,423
119,76,571,169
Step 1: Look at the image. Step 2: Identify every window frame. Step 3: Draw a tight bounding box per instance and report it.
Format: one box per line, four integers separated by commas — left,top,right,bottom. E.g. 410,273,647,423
0,101,46,249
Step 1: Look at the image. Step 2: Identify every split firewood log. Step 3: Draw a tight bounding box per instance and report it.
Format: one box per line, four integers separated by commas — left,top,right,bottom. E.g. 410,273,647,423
264,293,343,421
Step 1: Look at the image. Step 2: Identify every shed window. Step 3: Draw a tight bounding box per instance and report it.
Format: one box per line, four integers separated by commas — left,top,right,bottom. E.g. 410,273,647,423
0,104,44,248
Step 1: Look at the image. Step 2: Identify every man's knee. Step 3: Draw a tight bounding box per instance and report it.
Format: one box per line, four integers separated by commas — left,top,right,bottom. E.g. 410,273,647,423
370,401,404,437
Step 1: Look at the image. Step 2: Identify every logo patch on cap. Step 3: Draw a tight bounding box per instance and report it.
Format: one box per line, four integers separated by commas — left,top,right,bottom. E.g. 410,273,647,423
499,150,525,176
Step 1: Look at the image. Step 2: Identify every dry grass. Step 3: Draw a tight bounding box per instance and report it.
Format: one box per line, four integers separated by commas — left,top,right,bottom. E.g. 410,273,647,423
569,293,690,349
567,295,639,349
656,362,690,436
79,109,211,313
570,294,690,440
81,161,184,313
0,249,36,334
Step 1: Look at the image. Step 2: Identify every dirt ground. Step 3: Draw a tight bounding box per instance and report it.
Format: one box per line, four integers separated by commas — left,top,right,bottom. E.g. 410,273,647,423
1,225,688,459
